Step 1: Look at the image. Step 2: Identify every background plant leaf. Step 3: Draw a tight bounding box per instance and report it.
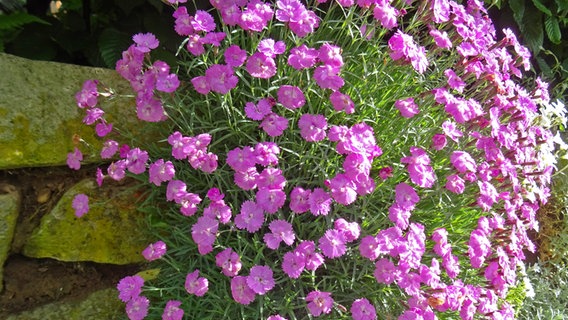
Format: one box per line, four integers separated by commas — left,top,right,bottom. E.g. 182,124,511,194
509,0,526,26
0,12,50,31
532,0,553,16
521,10,544,54
98,27,131,68
545,15,562,44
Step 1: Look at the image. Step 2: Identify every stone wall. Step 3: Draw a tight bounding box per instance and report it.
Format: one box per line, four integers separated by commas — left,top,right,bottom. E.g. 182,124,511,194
0,53,152,318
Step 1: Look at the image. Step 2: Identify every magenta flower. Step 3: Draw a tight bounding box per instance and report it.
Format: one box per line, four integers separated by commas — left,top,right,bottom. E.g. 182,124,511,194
329,91,355,114
245,98,273,121
395,97,419,118
246,52,277,79
215,248,242,277
126,295,149,320
107,160,127,181
289,186,311,214
282,250,305,279
142,240,167,261
256,188,286,214
205,64,238,94
156,73,180,93
254,141,280,166
351,298,377,320
133,32,159,53
166,180,187,202
117,275,144,302
441,120,463,142
334,218,360,242
429,29,453,49
246,265,275,295
288,8,319,37
234,200,265,233
148,159,175,187
388,30,429,74
373,258,396,284
373,3,398,29
445,174,465,194
388,204,411,230
96,167,104,187
72,193,89,218
260,113,289,137
298,114,327,142
306,291,333,317
192,10,216,32
257,167,286,190
378,166,393,180
83,107,104,125
162,300,184,320
264,219,295,249
191,216,219,255
276,0,303,22
431,0,451,23
267,315,287,320
451,151,477,174
227,146,256,172
318,43,343,67
328,173,358,205
185,269,209,297
313,65,344,90
126,148,149,174
231,276,256,305
287,44,318,70
258,38,286,58
296,240,324,271
136,96,166,122
431,133,447,150
319,229,347,259
277,85,305,110
75,79,99,108
224,44,247,67
67,147,83,170
234,167,259,190
191,76,210,95
444,69,466,93
187,35,206,56
95,121,113,137
359,235,380,260
309,188,332,216
394,182,420,210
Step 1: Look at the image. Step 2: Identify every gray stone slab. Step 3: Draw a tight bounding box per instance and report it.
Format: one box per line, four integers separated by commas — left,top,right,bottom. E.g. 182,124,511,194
0,183,20,293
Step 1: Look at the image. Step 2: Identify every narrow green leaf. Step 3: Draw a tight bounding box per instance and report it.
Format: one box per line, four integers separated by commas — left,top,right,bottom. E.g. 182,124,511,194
509,0,526,27
532,0,553,16
545,15,562,44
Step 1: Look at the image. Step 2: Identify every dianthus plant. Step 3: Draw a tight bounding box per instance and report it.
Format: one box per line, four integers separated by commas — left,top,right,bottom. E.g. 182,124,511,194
71,0,566,319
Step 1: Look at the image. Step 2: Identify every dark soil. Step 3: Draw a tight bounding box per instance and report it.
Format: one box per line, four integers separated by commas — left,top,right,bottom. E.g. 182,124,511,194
0,166,141,317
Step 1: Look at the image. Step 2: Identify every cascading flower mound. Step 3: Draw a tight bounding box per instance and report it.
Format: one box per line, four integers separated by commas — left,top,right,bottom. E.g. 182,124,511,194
70,0,567,319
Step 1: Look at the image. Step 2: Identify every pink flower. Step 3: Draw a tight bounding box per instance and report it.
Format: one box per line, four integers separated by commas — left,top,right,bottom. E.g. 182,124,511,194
83,107,104,125
441,120,462,142
133,32,159,53
246,265,275,295
267,315,287,320
431,133,447,150
142,240,167,261
226,146,256,172
184,269,209,296
258,38,286,58
256,188,286,214
429,29,452,49
394,182,420,210
288,8,319,37
260,113,289,137
191,216,219,255
234,200,265,233
231,276,256,305
395,97,419,118
373,3,398,29
107,160,127,181
257,167,286,190
313,65,344,90
203,200,232,224
306,291,333,317
277,85,305,109
318,43,343,67
156,73,180,93
136,96,167,122
254,141,280,166
72,194,89,218
329,91,355,114
96,168,104,187
264,219,295,249
67,147,82,170
192,10,216,32
95,121,113,137
289,186,311,213
276,0,303,22
126,295,149,320
205,64,238,94
282,250,305,279
319,229,347,258
287,44,318,70
216,248,242,277
117,275,144,302
445,174,465,194
359,235,380,260
351,298,377,320
328,173,357,205
224,45,247,67
234,167,259,190
388,203,411,230
309,188,332,216
246,52,277,79
166,179,187,202
298,114,327,142
444,69,466,93
75,79,98,108
191,76,210,95
148,159,175,187
374,258,396,284
378,166,393,180
245,99,273,121
126,148,149,174
451,151,477,174
334,218,360,242
162,300,184,320
296,240,324,271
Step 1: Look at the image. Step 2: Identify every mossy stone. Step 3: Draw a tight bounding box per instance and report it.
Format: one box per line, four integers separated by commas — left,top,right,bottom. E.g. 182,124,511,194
0,185,21,292
22,178,150,265
0,53,148,169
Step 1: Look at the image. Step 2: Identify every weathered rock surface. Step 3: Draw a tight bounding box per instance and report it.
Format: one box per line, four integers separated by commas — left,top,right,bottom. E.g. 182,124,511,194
0,184,20,292
22,178,150,265
5,288,123,320
0,53,139,170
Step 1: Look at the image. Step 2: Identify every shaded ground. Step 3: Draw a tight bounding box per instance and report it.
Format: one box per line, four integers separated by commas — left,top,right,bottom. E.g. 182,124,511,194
0,166,141,317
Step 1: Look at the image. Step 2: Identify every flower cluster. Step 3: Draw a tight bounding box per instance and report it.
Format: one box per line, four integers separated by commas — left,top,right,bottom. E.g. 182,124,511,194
69,0,565,319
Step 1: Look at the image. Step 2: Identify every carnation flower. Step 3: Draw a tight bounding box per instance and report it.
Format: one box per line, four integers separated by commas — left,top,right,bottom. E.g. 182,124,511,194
309,188,332,216
205,64,238,94
234,200,265,233
277,85,305,110
142,240,167,261
329,91,355,114
287,44,318,69
126,295,149,320
260,113,289,137
246,52,277,79
231,276,256,305
318,229,347,259
305,291,333,317
351,298,377,320
185,269,209,297
133,32,159,52
395,97,420,118
298,114,327,142
216,248,242,277
264,219,295,249
282,250,305,279
67,147,83,170
246,265,275,295
289,186,311,213
72,193,89,218
162,300,184,320
117,275,144,302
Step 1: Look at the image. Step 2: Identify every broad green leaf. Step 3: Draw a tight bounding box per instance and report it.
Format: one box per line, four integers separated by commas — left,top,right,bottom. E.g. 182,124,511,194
509,0,526,27
0,12,50,31
98,28,132,69
532,0,553,16
555,0,568,12
535,56,553,78
545,15,562,44
522,11,544,54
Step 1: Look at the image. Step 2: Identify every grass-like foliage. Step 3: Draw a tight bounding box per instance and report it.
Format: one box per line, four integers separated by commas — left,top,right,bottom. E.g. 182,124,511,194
69,0,567,319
